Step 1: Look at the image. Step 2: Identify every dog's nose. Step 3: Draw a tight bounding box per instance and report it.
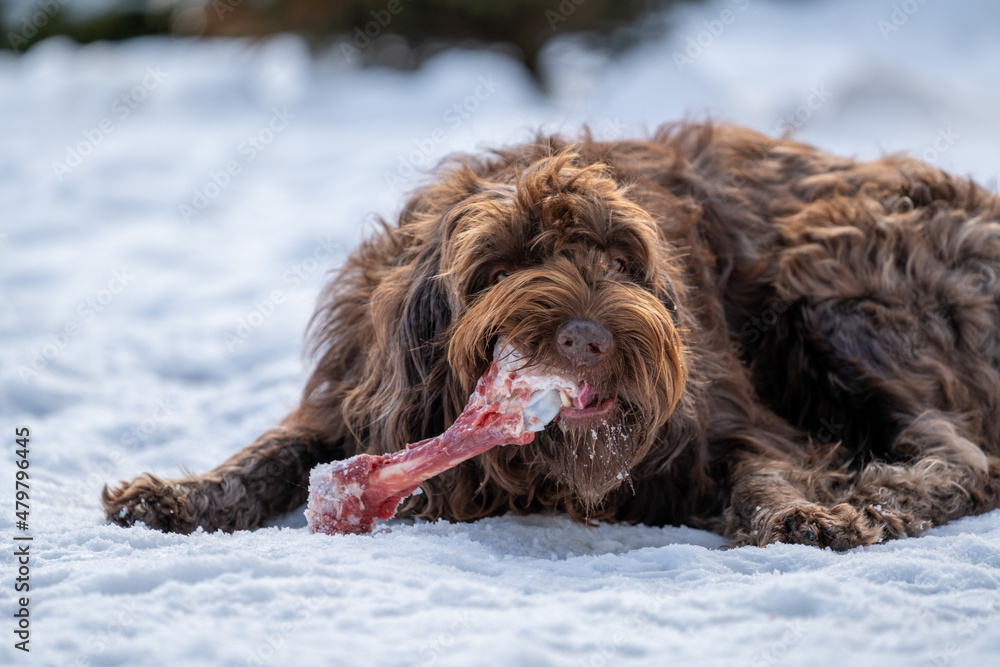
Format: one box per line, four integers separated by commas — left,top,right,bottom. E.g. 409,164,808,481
555,318,612,366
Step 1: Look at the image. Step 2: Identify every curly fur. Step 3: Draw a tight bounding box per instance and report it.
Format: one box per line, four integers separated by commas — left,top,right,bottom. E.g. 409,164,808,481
102,122,1000,549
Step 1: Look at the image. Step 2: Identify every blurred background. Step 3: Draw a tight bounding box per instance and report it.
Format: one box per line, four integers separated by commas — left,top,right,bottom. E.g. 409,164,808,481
2,0,678,79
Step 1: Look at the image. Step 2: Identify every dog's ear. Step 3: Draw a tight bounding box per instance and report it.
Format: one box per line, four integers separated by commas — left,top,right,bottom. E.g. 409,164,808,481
658,284,678,317
399,254,452,386
651,262,679,320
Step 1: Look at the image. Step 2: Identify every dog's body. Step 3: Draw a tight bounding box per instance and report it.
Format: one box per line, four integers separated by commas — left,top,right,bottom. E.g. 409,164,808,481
103,122,1000,549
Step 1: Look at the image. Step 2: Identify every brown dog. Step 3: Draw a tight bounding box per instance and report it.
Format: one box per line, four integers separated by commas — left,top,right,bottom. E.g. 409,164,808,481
102,122,1000,549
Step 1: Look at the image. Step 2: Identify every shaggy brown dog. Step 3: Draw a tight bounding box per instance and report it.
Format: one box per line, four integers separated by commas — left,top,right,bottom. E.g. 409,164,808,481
102,122,1000,549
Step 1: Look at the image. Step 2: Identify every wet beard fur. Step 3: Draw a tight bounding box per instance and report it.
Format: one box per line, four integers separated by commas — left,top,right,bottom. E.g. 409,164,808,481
530,410,644,515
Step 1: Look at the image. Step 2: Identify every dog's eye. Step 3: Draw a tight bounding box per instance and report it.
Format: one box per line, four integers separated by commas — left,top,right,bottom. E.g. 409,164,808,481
608,256,628,275
490,269,509,284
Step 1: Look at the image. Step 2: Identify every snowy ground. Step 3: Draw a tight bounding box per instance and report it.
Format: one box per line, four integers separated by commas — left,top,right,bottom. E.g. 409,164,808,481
3,0,1000,664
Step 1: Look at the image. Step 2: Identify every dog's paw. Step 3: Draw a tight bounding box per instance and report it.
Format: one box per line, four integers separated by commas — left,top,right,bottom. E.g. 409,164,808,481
101,474,196,534
733,502,883,551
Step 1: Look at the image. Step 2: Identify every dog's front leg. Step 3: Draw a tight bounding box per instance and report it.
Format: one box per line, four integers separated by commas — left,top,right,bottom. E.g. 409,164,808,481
101,425,343,533
840,411,1000,540
724,450,884,550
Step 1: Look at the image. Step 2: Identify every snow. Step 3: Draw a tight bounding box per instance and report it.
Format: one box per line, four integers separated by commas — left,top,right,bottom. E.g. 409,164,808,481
3,0,1000,664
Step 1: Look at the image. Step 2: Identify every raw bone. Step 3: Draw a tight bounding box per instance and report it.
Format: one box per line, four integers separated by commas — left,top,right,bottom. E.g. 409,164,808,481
305,344,579,535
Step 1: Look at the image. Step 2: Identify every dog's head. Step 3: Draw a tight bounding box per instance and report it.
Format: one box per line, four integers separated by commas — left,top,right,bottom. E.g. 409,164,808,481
430,148,689,511
315,144,692,517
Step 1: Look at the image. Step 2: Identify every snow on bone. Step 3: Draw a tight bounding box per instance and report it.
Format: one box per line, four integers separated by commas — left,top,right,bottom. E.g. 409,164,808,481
305,343,580,535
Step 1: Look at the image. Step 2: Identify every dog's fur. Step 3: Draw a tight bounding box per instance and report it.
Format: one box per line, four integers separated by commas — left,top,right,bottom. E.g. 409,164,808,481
102,122,1000,549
